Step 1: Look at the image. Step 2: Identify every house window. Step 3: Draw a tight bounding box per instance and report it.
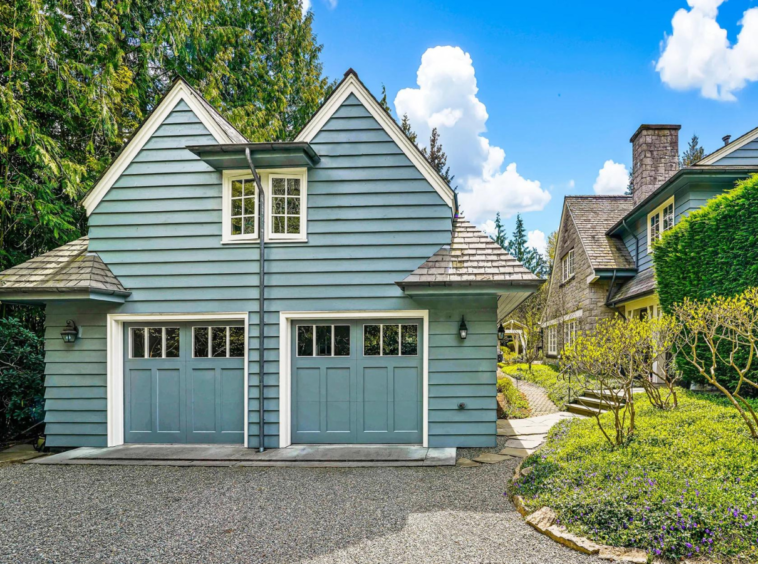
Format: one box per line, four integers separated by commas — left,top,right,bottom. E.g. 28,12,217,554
130,327,180,359
192,326,245,358
563,320,578,349
546,326,558,356
562,249,575,282
648,196,675,250
297,325,351,357
363,324,418,356
222,169,307,243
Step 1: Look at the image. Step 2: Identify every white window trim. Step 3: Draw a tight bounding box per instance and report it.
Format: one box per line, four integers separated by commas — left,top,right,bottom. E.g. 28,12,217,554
542,310,583,328
561,249,575,283
221,168,308,244
563,320,578,350
547,326,558,355
647,196,675,252
362,323,419,357
107,313,249,448
279,310,429,448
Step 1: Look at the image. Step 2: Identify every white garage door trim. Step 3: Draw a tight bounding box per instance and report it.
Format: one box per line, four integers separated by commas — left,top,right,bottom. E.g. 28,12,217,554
279,310,430,448
107,312,249,448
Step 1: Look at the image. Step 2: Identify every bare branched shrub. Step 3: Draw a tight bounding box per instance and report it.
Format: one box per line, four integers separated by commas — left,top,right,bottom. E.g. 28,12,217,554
639,315,682,410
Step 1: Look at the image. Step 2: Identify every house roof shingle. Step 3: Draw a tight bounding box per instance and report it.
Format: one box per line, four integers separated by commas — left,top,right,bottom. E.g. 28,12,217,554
399,217,542,287
608,268,656,305
0,237,129,297
565,196,636,270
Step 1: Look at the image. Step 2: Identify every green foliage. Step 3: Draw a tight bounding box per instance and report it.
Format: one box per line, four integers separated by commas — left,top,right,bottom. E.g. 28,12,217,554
512,392,758,561
505,214,547,277
492,212,507,249
499,346,518,364
0,318,45,441
497,376,531,419
680,134,705,167
1,0,331,272
500,363,575,409
655,174,758,389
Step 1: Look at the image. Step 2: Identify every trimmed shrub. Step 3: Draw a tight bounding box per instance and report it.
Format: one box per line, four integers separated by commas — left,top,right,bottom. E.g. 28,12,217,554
512,391,758,561
496,376,530,419
654,173,758,389
0,318,45,442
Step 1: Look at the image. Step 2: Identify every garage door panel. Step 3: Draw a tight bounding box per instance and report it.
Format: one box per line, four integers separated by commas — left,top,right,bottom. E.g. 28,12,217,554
220,368,245,433
128,369,152,433
188,367,215,433
156,367,182,433
326,400,351,432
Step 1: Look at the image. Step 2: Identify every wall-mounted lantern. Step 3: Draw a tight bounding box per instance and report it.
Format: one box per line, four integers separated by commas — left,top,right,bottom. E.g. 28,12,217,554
459,316,468,340
497,323,505,341
61,320,78,343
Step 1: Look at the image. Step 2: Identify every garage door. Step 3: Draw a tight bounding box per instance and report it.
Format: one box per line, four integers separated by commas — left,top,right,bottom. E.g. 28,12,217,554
124,322,245,444
291,319,422,444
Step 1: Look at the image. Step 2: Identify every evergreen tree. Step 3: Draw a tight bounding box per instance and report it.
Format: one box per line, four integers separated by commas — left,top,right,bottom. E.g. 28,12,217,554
680,134,705,167
400,113,418,144
492,213,507,249
379,85,392,115
507,215,529,263
421,128,455,187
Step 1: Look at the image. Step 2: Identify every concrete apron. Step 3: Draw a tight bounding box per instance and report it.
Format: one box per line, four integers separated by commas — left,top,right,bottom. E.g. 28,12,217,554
29,444,457,468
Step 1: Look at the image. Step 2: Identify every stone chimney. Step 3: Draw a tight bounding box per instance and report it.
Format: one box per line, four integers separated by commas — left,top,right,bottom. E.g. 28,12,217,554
630,124,681,206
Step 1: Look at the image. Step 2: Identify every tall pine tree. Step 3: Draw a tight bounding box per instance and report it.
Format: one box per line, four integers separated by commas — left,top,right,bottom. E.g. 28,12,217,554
492,213,507,249
680,134,705,167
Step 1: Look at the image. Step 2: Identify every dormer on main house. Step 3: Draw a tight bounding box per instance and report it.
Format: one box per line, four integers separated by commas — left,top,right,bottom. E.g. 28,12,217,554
543,123,758,358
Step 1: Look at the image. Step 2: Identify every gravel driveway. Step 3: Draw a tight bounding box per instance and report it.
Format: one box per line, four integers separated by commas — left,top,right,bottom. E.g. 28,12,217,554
0,451,602,564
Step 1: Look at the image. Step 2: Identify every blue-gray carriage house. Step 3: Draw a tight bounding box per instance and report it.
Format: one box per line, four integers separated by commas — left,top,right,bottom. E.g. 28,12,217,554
0,71,541,451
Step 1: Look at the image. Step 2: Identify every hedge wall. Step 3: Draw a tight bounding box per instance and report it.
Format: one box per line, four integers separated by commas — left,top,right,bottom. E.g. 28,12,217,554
655,174,758,309
654,173,758,389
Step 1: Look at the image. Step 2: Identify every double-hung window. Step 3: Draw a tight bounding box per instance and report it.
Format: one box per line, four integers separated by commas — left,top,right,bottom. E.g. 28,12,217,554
561,249,575,282
546,326,558,356
563,320,578,350
647,196,674,251
222,169,307,243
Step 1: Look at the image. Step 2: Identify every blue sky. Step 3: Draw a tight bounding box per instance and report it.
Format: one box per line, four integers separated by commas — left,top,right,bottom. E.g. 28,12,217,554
307,0,758,254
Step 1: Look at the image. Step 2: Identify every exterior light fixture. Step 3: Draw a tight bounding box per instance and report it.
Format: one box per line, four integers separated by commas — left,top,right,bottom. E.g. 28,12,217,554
61,320,78,343
459,316,468,340
497,323,505,341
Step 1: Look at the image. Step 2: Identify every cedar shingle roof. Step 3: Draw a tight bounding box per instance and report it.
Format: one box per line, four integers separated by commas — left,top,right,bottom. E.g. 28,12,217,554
609,268,656,305
0,237,129,296
565,196,635,270
399,217,542,287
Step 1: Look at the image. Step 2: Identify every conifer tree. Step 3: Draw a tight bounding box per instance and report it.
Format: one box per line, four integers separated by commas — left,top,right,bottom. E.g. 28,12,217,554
680,134,705,167
493,213,507,249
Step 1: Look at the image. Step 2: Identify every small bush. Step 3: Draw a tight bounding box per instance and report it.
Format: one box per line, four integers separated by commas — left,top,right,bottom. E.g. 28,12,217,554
512,391,758,561
500,363,578,409
500,346,518,364
497,376,530,419
0,318,45,441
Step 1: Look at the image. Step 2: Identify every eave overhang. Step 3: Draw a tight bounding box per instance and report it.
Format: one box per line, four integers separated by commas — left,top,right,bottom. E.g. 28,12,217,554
397,279,544,296
606,166,758,236
187,142,320,170
0,288,130,304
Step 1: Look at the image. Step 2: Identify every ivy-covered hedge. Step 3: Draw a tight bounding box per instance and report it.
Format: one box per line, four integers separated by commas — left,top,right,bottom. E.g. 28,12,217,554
654,174,758,388
655,174,758,307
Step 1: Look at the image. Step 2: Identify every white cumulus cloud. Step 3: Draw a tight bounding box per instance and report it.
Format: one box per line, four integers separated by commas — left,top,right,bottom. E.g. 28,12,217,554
593,160,629,195
302,0,311,13
656,0,758,101
479,220,497,238
527,230,547,256
394,46,551,224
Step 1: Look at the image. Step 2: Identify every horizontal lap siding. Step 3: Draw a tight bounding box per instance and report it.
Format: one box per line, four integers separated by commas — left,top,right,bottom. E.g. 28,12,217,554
44,302,114,447
711,140,758,166
64,94,481,449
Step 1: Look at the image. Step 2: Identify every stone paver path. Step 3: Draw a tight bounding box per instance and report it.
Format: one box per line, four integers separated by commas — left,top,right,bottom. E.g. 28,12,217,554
501,371,559,416
497,412,579,457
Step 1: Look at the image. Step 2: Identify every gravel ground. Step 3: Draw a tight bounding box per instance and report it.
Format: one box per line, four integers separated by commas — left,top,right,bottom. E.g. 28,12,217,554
0,451,602,564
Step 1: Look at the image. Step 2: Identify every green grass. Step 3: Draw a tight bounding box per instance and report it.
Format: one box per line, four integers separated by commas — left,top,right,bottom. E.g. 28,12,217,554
497,376,531,419
511,391,758,561
499,363,570,408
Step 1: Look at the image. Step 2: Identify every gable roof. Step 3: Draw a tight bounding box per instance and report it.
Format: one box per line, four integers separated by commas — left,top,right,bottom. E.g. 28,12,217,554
0,237,128,298
697,125,758,165
608,267,656,306
295,69,456,210
81,78,248,216
398,217,541,287
565,196,636,271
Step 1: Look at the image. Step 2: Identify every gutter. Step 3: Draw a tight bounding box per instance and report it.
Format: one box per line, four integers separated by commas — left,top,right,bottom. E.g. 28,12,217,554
245,148,266,453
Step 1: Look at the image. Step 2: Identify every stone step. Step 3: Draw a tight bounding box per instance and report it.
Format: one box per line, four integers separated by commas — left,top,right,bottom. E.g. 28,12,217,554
571,396,617,410
566,403,604,417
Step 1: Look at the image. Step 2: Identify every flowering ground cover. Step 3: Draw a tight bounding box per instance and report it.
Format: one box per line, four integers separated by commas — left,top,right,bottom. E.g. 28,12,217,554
512,391,758,562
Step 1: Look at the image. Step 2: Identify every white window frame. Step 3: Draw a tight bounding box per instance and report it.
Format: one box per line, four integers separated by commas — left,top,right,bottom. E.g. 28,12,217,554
221,168,308,244
562,249,575,282
547,326,558,355
647,196,675,251
563,320,578,350
362,323,419,357
128,326,180,359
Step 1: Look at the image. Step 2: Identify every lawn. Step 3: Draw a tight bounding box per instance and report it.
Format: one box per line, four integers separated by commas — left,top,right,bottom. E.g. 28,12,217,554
499,363,574,408
511,391,758,561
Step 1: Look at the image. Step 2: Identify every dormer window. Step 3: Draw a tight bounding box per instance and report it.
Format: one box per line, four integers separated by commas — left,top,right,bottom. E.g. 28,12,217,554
222,169,307,243
561,249,575,282
647,196,675,251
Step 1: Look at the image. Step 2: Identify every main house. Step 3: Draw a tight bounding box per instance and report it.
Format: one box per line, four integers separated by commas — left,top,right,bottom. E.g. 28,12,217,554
0,71,540,450
542,123,758,357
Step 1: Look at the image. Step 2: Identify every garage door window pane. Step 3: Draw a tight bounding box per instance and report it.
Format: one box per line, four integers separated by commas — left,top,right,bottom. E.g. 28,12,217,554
316,325,332,356
297,326,314,356
148,328,163,358
229,327,245,358
382,325,400,356
131,328,145,358
401,325,418,356
364,325,381,356
334,325,350,356
193,327,209,358
165,328,180,358
211,327,227,358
